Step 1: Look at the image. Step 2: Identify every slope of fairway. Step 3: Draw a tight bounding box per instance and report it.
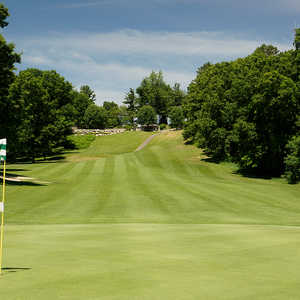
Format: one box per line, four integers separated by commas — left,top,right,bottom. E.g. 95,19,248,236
67,131,152,161
1,131,300,300
2,130,300,225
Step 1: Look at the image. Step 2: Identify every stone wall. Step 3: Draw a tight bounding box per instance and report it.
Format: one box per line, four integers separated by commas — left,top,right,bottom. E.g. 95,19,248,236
73,128,126,136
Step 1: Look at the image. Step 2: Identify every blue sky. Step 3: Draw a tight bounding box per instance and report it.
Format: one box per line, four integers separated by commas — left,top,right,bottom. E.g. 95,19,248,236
2,0,299,104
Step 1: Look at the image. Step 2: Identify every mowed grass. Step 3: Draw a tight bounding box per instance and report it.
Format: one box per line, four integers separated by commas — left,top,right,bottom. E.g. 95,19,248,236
66,131,152,161
2,224,300,300
1,130,300,299
4,130,300,225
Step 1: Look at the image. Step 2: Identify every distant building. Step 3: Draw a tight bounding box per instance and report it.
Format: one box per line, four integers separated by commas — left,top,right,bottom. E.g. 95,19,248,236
141,124,159,131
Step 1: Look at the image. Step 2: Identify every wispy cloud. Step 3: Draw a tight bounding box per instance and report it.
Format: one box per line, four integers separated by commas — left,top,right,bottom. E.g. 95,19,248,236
14,29,291,104
59,1,113,9
19,30,290,58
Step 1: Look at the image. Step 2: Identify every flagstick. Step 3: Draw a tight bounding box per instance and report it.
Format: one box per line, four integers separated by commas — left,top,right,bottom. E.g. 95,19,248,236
0,159,6,275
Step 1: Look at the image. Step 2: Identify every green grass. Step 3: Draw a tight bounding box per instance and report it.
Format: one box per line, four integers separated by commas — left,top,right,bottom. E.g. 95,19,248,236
68,134,96,149
2,224,300,300
1,130,300,299
66,131,152,161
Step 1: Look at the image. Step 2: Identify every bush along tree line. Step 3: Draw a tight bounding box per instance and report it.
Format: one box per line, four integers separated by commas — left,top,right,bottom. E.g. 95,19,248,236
183,32,300,183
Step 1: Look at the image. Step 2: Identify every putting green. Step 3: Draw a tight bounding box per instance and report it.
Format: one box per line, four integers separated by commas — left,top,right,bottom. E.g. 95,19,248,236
1,224,300,300
0,131,300,299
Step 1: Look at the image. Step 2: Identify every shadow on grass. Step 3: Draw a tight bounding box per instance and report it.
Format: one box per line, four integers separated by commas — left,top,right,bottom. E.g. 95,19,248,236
184,140,194,145
200,154,278,180
14,151,81,164
201,157,222,164
233,169,275,180
5,168,29,172
5,180,46,186
2,267,31,274
1,172,28,178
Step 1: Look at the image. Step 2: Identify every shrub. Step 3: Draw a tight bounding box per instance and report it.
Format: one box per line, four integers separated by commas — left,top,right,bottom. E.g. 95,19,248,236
160,123,167,130
284,135,300,183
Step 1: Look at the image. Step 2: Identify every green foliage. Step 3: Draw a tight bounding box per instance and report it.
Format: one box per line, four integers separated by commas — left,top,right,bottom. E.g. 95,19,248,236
118,105,130,127
159,123,167,130
294,28,300,50
169,106,184,129
67,134,96,150
0,4,21,148
136,71,172,123
123,88,137,126
129,72,185,125
171,83,185,106
80,85,96,103
103,101,120,128
83,104,107,129
8,69,74,161
253,44,279,56
0,3,9,28
72,89,94,128
137,105,156,125
284,135,300,183
184,44,300,178
70,85,96,128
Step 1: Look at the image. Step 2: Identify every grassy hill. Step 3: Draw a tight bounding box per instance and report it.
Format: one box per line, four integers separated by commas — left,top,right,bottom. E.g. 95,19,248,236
4,130,300,226
1,130,300,299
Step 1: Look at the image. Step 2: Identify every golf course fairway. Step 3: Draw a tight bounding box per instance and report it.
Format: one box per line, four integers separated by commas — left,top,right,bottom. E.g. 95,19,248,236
1,131,300,299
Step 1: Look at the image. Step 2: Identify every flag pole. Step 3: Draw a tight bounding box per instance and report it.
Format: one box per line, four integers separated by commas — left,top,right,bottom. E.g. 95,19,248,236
0,159,6,275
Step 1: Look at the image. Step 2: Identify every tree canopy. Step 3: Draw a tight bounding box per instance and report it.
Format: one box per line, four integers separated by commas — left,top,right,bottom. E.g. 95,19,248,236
80,85,96,103
124,71,185,125
0,4,9,28
83,104,107,129
169,106,184,129
8,69,74,161
183,42,300,181
0,4,21,157
137,105,156,126
72,87,95,128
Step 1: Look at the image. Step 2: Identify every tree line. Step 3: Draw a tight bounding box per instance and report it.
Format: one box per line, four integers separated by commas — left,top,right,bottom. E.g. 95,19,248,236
183,41,300,183
0,3,299,183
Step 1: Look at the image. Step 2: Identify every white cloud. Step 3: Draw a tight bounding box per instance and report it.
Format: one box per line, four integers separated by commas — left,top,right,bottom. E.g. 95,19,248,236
34,57,194,104
92,88,126,104
24,55,53,65
20,30,290,58
15,29,291,104
59,1,113,8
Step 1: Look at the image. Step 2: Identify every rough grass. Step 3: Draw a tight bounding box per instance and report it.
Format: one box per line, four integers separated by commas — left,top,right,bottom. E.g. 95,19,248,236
1,130,300,299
